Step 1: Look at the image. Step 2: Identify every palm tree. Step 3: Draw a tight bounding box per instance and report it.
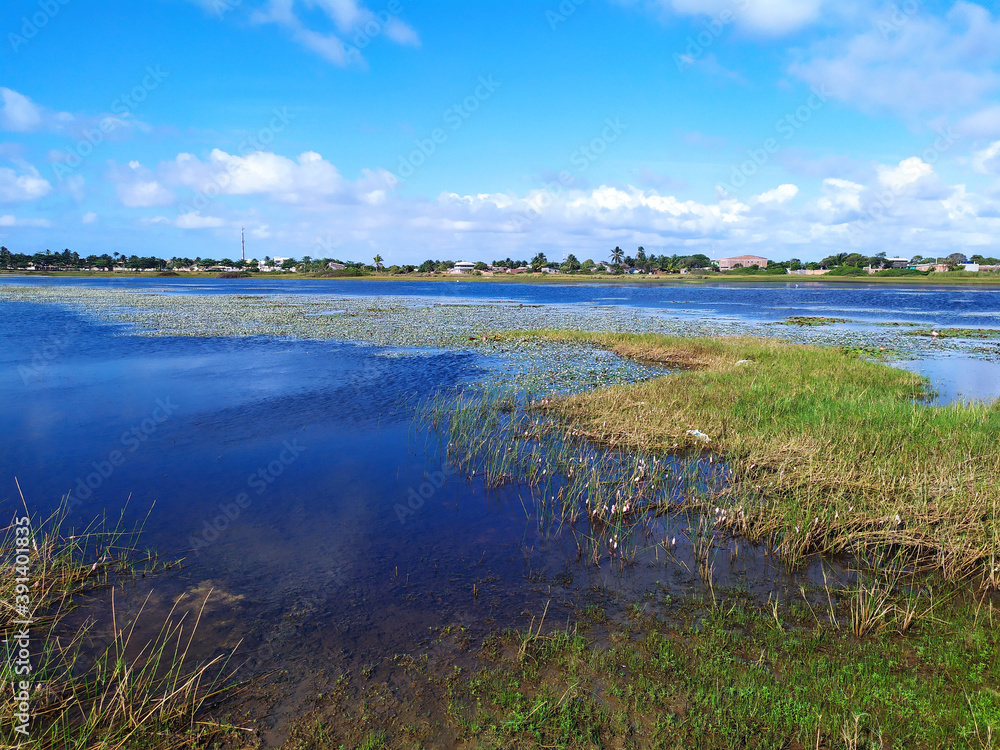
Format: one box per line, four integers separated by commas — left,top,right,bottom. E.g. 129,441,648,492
610,246,624,265
373,254,384,272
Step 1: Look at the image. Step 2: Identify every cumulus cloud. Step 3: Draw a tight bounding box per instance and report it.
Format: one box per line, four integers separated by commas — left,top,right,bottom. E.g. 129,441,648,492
877,157,935,192
754,184,799,204
0,88,44,132
82,211,98,224
790,2,1000,120
112,162,175,207
0,164,52,202
158,148,396,205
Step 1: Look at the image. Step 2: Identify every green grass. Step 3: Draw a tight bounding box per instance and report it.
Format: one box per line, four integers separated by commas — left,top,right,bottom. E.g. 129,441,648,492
446,585,1000,749
490,331,1000,581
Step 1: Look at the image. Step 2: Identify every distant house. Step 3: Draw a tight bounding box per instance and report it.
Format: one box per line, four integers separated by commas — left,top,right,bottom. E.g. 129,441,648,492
885,257,910,269
789,269,831,276
541,267,561,274
327,262,346,271
450,261,476,275
717,255,768,271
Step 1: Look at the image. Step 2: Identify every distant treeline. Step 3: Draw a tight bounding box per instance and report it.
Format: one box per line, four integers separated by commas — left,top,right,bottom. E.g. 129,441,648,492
2,246,997,275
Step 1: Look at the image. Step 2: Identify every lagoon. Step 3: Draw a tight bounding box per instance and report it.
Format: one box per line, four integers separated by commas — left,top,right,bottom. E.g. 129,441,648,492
2,277,999,744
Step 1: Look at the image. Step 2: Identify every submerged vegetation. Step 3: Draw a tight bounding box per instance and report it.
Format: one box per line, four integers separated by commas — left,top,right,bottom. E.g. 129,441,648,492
908,327,1000,339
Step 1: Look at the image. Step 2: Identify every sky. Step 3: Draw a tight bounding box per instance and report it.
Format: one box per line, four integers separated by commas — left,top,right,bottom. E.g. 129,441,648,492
1,0,1000,264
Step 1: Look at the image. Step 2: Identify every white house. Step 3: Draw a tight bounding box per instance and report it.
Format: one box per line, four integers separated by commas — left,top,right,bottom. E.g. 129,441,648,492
450,261,476,274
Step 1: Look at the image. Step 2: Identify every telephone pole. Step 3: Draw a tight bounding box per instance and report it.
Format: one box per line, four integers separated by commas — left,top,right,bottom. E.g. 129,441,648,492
241,227,245,261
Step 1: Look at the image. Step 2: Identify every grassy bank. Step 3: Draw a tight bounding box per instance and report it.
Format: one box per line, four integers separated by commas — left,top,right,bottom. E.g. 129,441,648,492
494,331,1000,583
0,503,236,749
279,580,999,749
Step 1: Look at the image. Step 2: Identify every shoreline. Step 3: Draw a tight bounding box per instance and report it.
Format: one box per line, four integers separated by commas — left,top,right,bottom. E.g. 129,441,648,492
4,270,1000,287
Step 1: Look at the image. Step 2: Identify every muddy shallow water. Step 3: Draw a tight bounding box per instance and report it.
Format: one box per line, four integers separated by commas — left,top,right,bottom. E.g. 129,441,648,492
2,279,998,743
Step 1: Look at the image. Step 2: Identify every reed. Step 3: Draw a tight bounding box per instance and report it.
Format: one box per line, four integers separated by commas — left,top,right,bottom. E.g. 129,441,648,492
0,498,239,749
489,330,1000,584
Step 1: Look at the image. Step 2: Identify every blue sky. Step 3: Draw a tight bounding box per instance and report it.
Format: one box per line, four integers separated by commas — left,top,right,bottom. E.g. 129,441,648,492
2,0,999,263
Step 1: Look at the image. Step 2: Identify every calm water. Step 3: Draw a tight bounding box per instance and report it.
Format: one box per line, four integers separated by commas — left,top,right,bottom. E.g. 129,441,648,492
2,277,999,738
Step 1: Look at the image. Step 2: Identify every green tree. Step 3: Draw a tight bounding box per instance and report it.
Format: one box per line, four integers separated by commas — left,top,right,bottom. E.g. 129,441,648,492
373,254,384,272
610,246,624,265
531,252,547,272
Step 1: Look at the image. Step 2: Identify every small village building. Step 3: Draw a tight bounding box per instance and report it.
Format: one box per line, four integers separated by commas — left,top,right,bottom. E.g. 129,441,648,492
450,261,476,275
717,255,768,271
328,262,347,270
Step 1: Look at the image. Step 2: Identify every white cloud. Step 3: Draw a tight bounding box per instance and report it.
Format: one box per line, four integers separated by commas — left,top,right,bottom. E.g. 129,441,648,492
116,179,175,208
0,88,44,132
160,149,396,204
957,105,1000,137
82,211,98,224
176,212,226,229
755,184,799,204
0,165,52,202
246,0,419,66
644,0,829,35
876,157,936,193
972,140,1000,174
790,2,1000,120
0,214,50,227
